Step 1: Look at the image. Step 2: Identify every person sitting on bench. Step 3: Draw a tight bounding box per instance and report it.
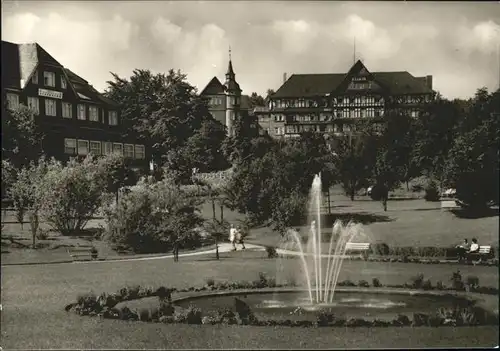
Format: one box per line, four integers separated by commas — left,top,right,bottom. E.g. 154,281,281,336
456,239,469,260
467,238,479,254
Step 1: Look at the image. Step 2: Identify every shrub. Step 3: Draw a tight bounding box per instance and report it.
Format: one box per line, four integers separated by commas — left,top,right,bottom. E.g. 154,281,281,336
450,270,465,291
436,280,445,290
412,313,430,326
372,278,382,287
104,176,204,253
234,297,258,325
41,156,110,236
424,180,440,202
205,278,215,287
393,314,411,326
185,305,203,324
371,243,390,256
465,276,480,291
358,280,370,288
316,308,336,326
337,280,356,287
422,279,433,290
265,246,278,258
410,273,425,289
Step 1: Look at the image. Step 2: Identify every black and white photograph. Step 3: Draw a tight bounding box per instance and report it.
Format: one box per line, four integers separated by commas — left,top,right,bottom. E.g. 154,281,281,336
1,0,499,349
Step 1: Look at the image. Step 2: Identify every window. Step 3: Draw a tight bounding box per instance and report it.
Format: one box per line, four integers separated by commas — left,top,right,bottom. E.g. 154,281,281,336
45,99,57,116
411,110,419,118
64,138,76,154
103,142,113,155
108,111,118,125
32,70,39,84
77,140,89,155
113,143,123,155
89,141,102,155
62,102,72,118
366,108,375,118
89,106,99,122
27,97,39,114
61,77,67,89
44,71,55,87
77,104,87,120
134,145,145,159
6,93,19,109
124,144,134,158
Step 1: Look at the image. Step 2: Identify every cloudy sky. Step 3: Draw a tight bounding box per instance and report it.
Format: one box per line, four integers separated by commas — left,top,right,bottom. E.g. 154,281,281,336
2,1,500,99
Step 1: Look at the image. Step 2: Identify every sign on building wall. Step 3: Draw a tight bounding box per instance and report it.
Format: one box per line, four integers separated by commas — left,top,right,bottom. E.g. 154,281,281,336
38,88,63,99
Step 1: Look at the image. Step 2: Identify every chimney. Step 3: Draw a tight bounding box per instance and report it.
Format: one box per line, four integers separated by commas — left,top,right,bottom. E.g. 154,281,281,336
283,72,287,84
425,75,433,90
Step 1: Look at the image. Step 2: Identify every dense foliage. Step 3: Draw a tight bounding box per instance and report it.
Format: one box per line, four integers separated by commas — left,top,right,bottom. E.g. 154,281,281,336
104,175,203,253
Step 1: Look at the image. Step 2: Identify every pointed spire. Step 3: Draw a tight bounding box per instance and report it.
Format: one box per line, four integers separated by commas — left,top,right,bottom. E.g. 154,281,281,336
353,37,356,65
226,45,235,76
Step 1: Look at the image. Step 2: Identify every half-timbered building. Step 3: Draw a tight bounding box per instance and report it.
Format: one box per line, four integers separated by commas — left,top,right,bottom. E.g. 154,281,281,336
256,60,435,139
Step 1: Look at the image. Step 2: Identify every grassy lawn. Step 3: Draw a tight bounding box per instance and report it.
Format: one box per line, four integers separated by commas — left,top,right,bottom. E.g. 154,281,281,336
1,250,498,349
3,192,498,264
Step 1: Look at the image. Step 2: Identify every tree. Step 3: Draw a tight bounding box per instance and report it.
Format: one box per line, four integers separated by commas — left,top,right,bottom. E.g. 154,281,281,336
166,119,229,182
413,98,464,186
8,157,57,247
41,155,109,236
2,103,44,169
248,92,266,108
334,123,377,200
443,88,500,209
105,69,216,168
98,154,139,203
371,112,412,211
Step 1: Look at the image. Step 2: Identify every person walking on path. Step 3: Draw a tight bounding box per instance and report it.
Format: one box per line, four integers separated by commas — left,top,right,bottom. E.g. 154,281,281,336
236,225,246,250
229,224,237,251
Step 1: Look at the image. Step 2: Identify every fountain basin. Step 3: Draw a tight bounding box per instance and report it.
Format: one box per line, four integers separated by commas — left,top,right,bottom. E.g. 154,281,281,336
173,287,478,322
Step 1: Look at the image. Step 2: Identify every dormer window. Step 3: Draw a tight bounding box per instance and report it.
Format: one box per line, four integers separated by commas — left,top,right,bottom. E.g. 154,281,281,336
31,70,39,84
61,77,67,89
44,72,55,87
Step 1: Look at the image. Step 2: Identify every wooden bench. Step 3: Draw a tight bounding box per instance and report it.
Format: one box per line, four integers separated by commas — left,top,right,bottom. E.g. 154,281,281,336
345,242,371,259
67,247,98,262
466,245,494,264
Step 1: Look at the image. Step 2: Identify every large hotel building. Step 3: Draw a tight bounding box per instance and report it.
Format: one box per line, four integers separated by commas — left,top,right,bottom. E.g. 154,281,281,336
1,41,149,171
255,60,435,139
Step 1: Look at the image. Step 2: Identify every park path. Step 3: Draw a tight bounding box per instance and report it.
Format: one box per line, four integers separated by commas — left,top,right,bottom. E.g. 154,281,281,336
75,243,356,265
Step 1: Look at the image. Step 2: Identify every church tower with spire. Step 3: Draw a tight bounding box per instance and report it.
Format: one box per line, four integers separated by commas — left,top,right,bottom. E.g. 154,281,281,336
224,46,242,136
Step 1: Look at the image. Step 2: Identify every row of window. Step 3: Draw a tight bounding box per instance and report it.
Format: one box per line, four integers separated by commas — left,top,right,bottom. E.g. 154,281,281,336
6,93,118,125
264,108,387,123
31,70,66,89
64,139,145,159
271,95,431,109
209,97,223,106
272,122,386,135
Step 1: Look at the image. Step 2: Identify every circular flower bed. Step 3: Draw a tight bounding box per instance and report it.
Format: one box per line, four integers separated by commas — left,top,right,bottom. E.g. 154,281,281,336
65,274,499,328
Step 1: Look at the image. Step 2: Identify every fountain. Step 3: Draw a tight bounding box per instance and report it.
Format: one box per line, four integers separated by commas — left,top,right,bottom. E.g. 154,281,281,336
276,173,367,305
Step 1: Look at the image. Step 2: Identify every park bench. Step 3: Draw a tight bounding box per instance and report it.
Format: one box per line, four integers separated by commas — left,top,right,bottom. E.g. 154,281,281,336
67,246,98,262
345,242,371,259
466,245,494,264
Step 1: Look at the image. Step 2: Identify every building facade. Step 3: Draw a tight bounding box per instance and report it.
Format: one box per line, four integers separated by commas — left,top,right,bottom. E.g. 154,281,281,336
255,60,435,139
200,56,253,136
2,41,149,171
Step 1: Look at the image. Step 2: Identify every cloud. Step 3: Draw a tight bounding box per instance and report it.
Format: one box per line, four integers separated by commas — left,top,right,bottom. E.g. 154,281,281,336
1,2,499,99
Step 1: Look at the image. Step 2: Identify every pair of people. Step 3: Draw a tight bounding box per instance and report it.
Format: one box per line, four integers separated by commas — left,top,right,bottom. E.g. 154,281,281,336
229,224,246,251
456,238,479,261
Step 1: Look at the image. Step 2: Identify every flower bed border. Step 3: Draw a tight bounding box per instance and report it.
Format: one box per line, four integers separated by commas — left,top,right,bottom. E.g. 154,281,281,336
65,278,499,328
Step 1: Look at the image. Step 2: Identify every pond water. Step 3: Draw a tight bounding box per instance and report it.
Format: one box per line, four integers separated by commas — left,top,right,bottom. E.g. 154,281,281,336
174,291,474,321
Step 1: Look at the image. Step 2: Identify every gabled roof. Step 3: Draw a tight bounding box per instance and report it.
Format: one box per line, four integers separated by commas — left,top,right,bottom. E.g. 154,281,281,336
1,41,21,89
200,76,225,95
273,60,433,98
240,94,250,110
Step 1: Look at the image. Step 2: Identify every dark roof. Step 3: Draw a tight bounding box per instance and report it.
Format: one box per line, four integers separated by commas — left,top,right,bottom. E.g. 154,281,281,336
1,40,119,107
273,60,433,98
1,41,21,89
200,76,225,95
225,79,241,93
